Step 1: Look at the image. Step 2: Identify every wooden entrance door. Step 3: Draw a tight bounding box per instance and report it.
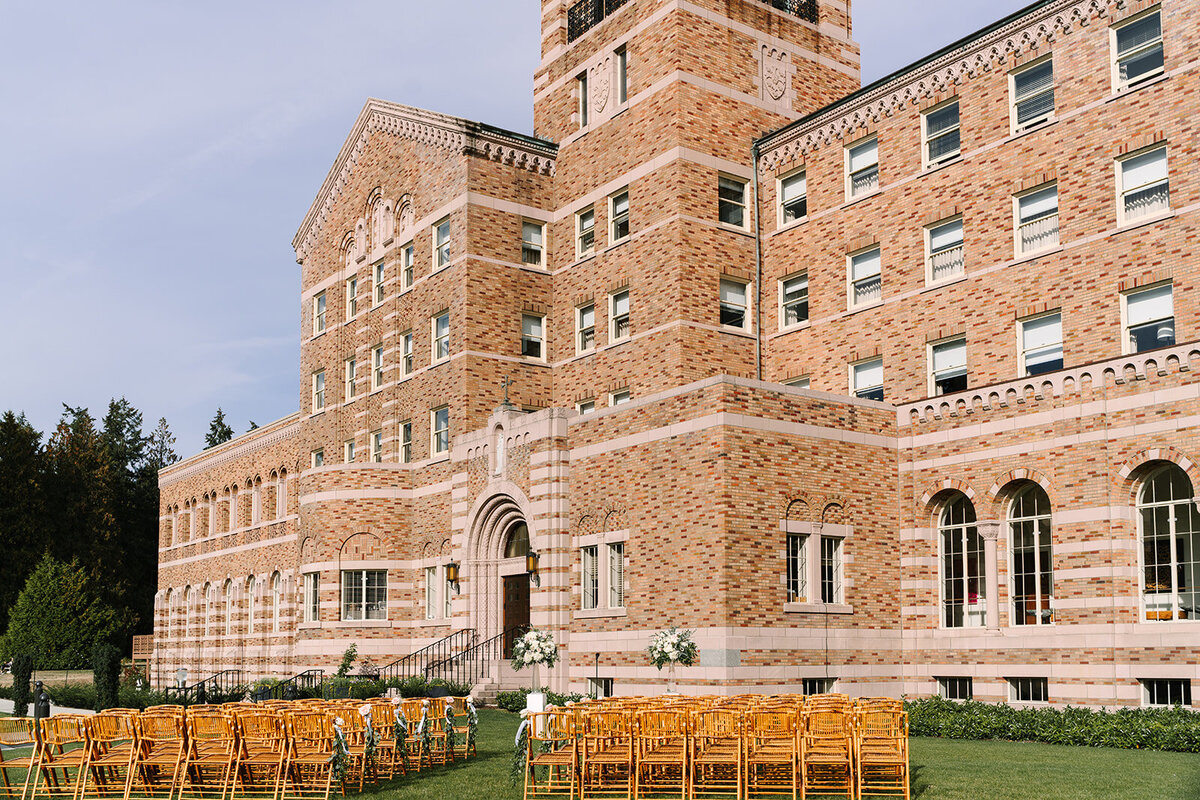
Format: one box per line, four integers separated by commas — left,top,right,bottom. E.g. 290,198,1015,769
502,574,530,658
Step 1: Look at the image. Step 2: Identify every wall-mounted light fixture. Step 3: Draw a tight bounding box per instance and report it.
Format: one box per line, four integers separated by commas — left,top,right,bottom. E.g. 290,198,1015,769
445,560,460,592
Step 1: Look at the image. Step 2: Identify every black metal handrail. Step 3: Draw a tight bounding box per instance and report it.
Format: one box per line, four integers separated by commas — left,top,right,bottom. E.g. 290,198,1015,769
766,0,818,22
425,625,528,687
165,669,246,704
567,0,630,42
262,668,325,701
373,629,475,684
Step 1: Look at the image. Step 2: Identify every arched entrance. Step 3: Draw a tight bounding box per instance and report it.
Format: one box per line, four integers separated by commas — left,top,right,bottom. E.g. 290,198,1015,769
500,522,531,658
465,491,535,652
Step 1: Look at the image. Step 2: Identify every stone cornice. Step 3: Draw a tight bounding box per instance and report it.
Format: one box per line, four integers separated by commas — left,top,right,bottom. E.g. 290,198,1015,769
759,0,1128,171
159,413,303,489
292,98,558,263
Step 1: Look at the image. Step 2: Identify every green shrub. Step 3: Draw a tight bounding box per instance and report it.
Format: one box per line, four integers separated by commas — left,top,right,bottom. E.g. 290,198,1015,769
335,644,357,679
92,642,121,711
495,687,585,713
46,681,96,710
11,653,32,716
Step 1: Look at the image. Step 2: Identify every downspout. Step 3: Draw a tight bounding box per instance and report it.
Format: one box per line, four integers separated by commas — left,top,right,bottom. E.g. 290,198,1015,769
751,142,764,381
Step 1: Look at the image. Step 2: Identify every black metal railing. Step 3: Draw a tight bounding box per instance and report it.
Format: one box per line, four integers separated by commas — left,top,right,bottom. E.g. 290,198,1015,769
767,0,818,22
425,625,528,687
372,629,476,684
255,669,325,702
165,669,246,704
567,0,630,42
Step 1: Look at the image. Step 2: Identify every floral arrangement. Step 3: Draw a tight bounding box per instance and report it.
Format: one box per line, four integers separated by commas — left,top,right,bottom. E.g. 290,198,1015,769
391,699,411,768
442,702,458,753
358,704,378,772
466,696,478,754
329,717,350,784
512,628,559,670
647,627,699,670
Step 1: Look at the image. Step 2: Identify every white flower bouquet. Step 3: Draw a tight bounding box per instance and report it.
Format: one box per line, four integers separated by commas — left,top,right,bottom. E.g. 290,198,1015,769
512,628,558,670
647,627,698,670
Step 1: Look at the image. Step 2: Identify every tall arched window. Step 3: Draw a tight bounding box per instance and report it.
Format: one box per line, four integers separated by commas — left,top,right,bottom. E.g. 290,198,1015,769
246,576,256,634
165,589,174,640
1140,464,1200,621
184,586,194,637
276,471,287,519
271,573,282,632
940,494,985,628
1010,484,1053,625
204,583,213,636
505,523,530,559
224,579,234,636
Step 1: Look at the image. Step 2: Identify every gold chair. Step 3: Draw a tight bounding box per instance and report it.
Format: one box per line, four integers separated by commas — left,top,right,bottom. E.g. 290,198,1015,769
854,708,909,800
280,712,335,800
397,700,428,773
801,708,853,799
368,703,403,781
580,710,633,800
633,709,688,800
177,712,237,800
745,709,798,800
128,712,188,800
232,710,288,800
688,709,741,800
0,718,38,800
79,712,139,800
28,715,90,800
524,711,578,800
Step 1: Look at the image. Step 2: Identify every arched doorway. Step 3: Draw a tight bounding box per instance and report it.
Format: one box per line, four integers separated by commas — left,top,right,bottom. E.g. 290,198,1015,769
501,522,531,658
465,491,535,649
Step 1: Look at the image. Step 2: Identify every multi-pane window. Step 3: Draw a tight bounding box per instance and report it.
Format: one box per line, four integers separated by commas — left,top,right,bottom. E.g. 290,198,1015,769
577,303,596,352
272,573,281,632
370,430,382,463
522,314,545,359
425,566,438,620
582,542,625,610
1119,147,1170,223
1011,57,1054,132
401,332,414,376
820,536,843,603
313,293,327,335
803,678,837,696
1016,184,1060,255
608,542,625,608
311,449,324,468
373,261,385,305
1143,679,1192,707
923,100,961,167
849,247,882,306
343,439,355,464
846,137,879,198
779,171,807,224
303,572,319,623
1125,283,1174,353
718,176,747,228
616,46,628,104
581,545,599,610
781,274,809,328
434,218,451,269
312,371,325,412
719,278,748,329
938,677,973,701
431,406,450,455
345,277,358,318
1020,312,1063,375
784,376,810,389
577,72,589,128
344,357,357,400
432,312,450,363
610,290,630,341
1011,484,1054,626
610,190,630,242
786,533,808,603
941,494,985,628
852,358,883,402
399,421,412,463
522,222,545,267
1139,465,1200,622
927,218,964,282
401,243,414,290
1009,677,1048,703
577,399,596,415
1113,9,1164,90
577,208,595,257
371,345,384,390
610,389,631,406
341,569,387,621
930,337,968,396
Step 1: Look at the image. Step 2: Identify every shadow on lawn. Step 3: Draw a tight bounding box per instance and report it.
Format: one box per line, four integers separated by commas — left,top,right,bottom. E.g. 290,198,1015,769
909,762,930,798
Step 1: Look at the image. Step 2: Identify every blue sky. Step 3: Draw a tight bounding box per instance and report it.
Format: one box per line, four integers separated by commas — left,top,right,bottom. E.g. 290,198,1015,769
0,0,1032,457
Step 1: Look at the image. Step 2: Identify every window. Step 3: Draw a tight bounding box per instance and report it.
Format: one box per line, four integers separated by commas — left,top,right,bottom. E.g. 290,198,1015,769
610,190,630,242
718,176,747,228
589,677,614,699
1119,146,1170,223
303,572,319,623
399,421,412,463
941,494,985,628
271,573,281,632
1020,312,1063,376
1113,9,1164,90
820,536,843,603
803,678,837,696
927,218,964,282
610,289,630,341
341,569,387,621
311,371,325,412
313,292,327,335
577,72,589,127
846,137,879,198
1011,57,1054,132
401,243,414,290
779,171,807,224
577,303,596,352
1009,484,1054,626
581,545,599,610
719,278,748,329
373,261,385,305
582,541,625,610
849,247,882,306
344,357,357,400
1016,183,1060,255
1009,677,1048,703
443,565,454,619
784,376,810,389
938,677,973,701
930,337,967,396
433,218,451,269
786,533,808,602
345,277,358,318
576,208,595,257
343,439,355,464
1124,282,1174,353
401,331,414,376
522,222,545,267
610,389,631,406
425,566,439,620
1139,464,1200,621
431,406,450,455
780,274,809,328
522,314,545,359
852,358,883,402
923,100,960,167
224,581,233,635
432,312,450,363
1143,679,1192,707
371,345,384,390
311,449,324,468
370,430,382,463
616,46,628,104
576,399,596,415
609,542,625,608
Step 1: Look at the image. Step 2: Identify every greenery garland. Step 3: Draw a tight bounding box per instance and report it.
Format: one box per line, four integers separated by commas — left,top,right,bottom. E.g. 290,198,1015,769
392,707,411,771
466,699,479,755
443,704,458,755
358,705,378,775
510,712,531,785
418,704,432,762
328,718,350,785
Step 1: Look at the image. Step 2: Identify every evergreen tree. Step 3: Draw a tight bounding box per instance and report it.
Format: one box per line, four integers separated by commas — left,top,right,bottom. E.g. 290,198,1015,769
0,412,45,625
146,417,179,471
205,408,234,448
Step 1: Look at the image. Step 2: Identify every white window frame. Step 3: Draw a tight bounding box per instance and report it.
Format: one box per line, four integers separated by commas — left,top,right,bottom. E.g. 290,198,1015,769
778,169,807,227
609,189,630,243
928,336,968,397
581,545,600,610
609,289,630,342
717,175,748,229
921,98,961,169
845,136,879,200
303,572,319,623
373,261,385,305
312,292,327,335
431,406,450,455
370,430,382,463
847,246,882,308
345,276,358,319
1117,145,1170,225
522,221,545,268
1014,182,1060,257
311,370,325,413
341,569,387,621
1111,7,1164,92
579,536,627,612
803,678,837,696
609,389,631,406
940,495,986,629
1010,55,1055,134
433,218,451,270
311,449,324,468
819,536,844,604
1018,311,1064,376
608,541,625,609
576,399,596,415
1138,465,1200,622
399,420,412,464
577,302,596,353
783,376,810,389
401,243,414,290
443,565,454,619
522,313,546,360
425,566,439,620
576,207,595,258
1008,677,1049,704
937,677,973,701
431,312,450,364
343,439,355,464
1122,281,1174,355
851,357,883,402
271,573,281,632
779,272,809,330
615,46,628,105
401,331,413,377
1142,679,1192,707
719,278,749,330
577,72,589,128
344,357,357,401
926,217,965,284
1009,484,1054,626
371,344,384,391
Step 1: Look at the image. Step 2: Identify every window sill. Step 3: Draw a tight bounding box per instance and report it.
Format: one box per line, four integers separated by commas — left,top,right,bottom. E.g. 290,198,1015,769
608,336,631,348
309,331,326,342
297,621,322,630
717,222,754,237
308,410,326,419
921,155,962,175
1107,72,1168,102
430,358,450,368
845,300,884,315
604,237,631,253
1115,210,1175,235
572,252,597,267
329,619,391,628
1010,245,1064,266
427,453,450,464
841,189,881,209
785,602,853,615
778,321,811,335
922,274,968,293
1005,117,1057,143
774,216,808,236
575,348,596,358
416,618,451,628
720,325,756,338
574,608,627,620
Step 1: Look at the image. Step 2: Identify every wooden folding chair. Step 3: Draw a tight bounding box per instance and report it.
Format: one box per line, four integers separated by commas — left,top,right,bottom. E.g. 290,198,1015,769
128,712,188,800
280,712,335,800
421,699,453,768
79,712,139,800
579,710,633,800
27,716,89,800
367,703,403,781
854,708,909,800
524,711,578,800
0,718,38,800
232,710,288,800
177,712,237,800
689,709,741,800
801,709,853,799
448,698,477,761
745,709,798,800
398,700,428,773
634,709,688,800
331,710,373,792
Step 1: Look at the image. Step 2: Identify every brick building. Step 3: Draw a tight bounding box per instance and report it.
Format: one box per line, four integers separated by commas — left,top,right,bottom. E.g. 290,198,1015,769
156,0,1200,708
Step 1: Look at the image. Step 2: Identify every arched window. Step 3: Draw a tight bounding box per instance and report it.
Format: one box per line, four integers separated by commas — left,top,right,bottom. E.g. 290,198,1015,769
184,586,194,637
224,579,234,636
939,494,985,628
1139,464,1200,621
204,583,214,636
165,589,174,640
271,573,282,632
276,471,287,519
505,523,530,559
246,576,256,633
495,428,506,474
252,478,262,525
1010,484,1053,625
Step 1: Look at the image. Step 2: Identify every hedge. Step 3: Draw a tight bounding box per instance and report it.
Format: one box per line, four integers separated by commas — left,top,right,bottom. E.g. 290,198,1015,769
905,697,1200,753
495,687,586,713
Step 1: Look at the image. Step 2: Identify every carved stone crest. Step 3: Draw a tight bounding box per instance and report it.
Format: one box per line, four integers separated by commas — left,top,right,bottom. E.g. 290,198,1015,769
762,46,789,102
591,57,612,116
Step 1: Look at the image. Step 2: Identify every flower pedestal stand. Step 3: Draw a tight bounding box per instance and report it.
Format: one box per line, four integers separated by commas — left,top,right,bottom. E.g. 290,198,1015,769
666,661,679,695
526,663,546,712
